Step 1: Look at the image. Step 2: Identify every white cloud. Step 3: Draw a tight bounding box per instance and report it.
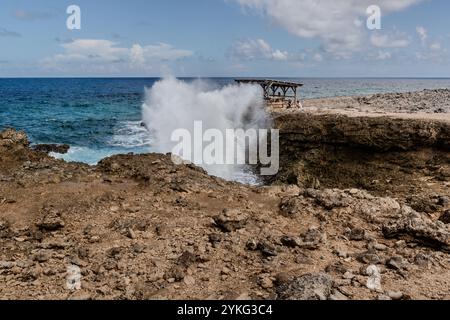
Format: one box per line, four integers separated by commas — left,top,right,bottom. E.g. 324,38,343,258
376,51,392,60
42,39,193,72
312,53,323,62
230,38,288,61
370,31,410,48
430,42,441,51
416,26,428,45
233,0,423,56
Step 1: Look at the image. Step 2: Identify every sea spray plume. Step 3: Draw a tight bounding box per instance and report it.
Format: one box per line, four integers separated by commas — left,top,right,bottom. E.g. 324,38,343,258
141,77,270,181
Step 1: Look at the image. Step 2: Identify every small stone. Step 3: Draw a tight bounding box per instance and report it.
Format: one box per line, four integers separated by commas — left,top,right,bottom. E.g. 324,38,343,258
257,242,277,257
0,261,15,269
274,272,291,285
343,271,355,280
329,289,348,300
221,267,231,275
36,219,65,231
414,253,430,268
439,210,450,224
213,209,248,232
68,292,91,301
356,252,381,265
348,228,366,241
378,295,392,300
259,277,274,289
32,251,51,263
280,235,301,248
387,291,403,300
333,248,348,258
126,228,136,239
246,239,258,251
373,243,388,251
366,265,382,292
276,273,334,300
236,292,251,300
437,196,449,207
183,275,196,286
386,256,406,270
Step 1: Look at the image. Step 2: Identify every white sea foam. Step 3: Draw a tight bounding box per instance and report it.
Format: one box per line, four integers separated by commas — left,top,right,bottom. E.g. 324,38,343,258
141,76,269,183
50,146,117,165
109,120,153,148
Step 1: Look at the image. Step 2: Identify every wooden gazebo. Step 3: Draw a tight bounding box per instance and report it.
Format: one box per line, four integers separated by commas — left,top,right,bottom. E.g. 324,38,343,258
235,79,303,108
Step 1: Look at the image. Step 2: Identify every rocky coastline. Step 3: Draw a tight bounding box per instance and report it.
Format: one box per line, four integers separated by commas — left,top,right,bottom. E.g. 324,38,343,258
0,89,449,300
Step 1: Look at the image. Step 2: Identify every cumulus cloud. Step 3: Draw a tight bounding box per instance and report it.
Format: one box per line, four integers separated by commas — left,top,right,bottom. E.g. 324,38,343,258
414,26,447,62
416,26,428,45
375,51,392,60
229,38,288,61
233,0,423,56
370,30,410,48
41,39,193,73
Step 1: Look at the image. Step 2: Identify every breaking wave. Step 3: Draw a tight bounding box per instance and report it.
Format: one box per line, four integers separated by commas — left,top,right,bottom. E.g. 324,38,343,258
142,77,269,183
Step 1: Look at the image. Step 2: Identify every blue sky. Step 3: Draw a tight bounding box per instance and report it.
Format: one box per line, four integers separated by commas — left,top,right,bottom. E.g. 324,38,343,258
0,0,449,77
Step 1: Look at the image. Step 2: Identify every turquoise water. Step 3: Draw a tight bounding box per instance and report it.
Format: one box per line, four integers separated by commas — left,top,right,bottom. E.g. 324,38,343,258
1,77,450,164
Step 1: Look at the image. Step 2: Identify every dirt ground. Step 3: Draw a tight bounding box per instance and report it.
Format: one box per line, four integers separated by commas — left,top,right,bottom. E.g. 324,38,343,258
0,89,449,300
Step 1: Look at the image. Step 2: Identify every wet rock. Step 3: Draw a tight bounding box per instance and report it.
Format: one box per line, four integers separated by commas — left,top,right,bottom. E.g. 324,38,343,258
32,144,70,154
213,209,248,232
276,273,334,300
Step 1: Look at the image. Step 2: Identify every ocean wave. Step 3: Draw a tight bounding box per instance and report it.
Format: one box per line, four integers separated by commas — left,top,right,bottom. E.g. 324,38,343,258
50,146,118,165
108,121,153,148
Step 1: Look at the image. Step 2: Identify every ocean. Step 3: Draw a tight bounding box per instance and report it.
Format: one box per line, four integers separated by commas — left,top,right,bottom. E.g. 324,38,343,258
1,77,450,167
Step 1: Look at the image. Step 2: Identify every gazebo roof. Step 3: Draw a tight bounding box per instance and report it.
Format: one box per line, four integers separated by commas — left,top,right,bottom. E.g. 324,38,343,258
235,79,304,88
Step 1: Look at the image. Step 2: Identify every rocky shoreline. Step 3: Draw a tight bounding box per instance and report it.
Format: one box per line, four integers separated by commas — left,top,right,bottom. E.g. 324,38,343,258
1,89,449,300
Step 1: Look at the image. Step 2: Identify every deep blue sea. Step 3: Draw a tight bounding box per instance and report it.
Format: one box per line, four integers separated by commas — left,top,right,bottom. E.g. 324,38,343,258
1,78,450,165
